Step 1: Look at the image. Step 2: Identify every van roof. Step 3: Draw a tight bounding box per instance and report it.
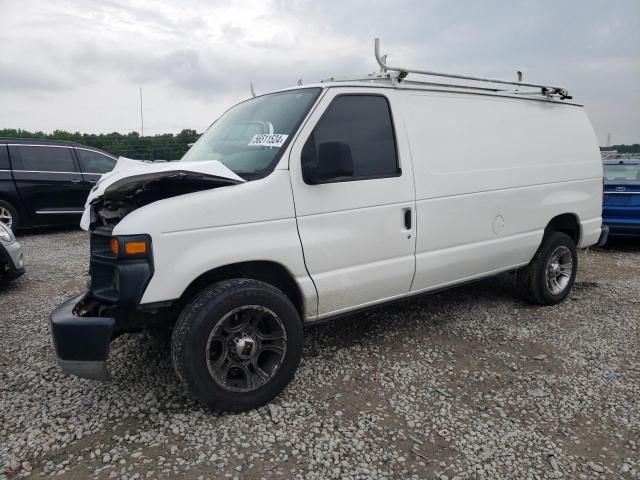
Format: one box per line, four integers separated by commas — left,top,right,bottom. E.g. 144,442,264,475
267,79,584,107
263,38,581,107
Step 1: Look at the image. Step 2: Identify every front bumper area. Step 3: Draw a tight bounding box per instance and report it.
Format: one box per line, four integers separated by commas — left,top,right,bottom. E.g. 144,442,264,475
1,239,25,281
51,292,115,380
605,223,640,237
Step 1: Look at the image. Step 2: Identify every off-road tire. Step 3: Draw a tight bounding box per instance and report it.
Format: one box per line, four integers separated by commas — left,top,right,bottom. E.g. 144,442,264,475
515,232,578,305
171,278,303,412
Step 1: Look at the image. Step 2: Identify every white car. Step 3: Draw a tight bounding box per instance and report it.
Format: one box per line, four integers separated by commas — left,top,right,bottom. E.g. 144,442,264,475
51,40,606,411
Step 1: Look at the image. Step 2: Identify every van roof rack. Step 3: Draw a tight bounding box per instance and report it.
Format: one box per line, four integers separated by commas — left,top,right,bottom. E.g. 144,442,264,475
322,39,571,100
373,38,571,100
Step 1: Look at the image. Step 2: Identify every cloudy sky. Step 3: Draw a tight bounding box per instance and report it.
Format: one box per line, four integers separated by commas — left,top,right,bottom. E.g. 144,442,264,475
0,0,638,145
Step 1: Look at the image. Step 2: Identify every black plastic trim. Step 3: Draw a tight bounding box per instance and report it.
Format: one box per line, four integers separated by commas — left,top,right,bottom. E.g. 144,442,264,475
89,229,154,306
597,226,610,247
605,223,640,234
51,293,115,362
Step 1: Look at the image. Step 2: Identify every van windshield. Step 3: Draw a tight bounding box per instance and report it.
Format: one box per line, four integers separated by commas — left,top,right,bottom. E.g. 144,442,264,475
181,88,321,179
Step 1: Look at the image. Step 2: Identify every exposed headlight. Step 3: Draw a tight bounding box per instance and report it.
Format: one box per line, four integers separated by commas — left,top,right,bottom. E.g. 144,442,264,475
0,222,14,243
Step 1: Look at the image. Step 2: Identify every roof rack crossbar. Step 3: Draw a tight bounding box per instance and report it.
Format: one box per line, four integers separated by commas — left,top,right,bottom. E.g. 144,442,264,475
374,38,571,99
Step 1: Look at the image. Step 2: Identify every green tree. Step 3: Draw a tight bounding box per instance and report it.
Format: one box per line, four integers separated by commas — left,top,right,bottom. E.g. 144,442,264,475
0,128,202,160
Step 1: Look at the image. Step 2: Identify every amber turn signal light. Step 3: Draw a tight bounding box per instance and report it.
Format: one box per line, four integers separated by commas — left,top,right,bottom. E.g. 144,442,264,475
109,237,119,256
124,240,148,255
110,237,148,256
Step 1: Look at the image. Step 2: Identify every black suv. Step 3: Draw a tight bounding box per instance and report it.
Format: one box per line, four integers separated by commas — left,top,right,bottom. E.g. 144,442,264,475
0,138,116,230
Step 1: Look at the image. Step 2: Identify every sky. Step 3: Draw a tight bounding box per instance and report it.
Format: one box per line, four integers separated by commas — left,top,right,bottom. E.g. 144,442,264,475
0,0,638,145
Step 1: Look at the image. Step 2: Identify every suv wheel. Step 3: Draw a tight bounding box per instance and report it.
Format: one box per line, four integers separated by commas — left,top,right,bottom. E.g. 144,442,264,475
515,232,578,305
171,278,303,411
0,200,18,232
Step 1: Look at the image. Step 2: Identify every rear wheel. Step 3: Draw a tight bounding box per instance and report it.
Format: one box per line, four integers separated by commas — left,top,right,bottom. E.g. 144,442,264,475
0,200,18,232
171,278,303,411
515,232,577,305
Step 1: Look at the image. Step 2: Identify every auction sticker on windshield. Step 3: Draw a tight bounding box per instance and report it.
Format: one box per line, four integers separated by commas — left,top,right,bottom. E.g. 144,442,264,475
248,134,288,147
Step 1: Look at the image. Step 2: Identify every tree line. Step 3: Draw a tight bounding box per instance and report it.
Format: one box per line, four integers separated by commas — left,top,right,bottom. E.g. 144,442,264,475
600,144,640,154
0,129,201,160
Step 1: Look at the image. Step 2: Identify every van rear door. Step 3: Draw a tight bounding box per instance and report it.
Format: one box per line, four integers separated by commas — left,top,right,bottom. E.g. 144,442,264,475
9,144,87,224
289,89,416,318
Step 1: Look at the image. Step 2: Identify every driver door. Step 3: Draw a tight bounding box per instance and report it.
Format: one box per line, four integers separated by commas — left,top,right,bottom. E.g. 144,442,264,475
289,88,416,318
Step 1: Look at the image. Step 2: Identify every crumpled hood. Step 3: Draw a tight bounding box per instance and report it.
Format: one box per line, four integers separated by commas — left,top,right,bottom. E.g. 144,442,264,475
80,157,245,230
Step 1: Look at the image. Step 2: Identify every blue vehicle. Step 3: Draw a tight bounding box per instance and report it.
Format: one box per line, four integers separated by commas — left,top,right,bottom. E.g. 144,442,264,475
602,158,640,238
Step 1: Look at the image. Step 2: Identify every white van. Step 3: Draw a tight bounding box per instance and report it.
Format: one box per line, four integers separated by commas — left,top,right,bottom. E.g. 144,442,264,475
51,40,606,411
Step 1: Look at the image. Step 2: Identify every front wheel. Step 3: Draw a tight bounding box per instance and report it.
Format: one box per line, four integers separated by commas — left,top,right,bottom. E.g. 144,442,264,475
515,232,578,305
171,278,303,411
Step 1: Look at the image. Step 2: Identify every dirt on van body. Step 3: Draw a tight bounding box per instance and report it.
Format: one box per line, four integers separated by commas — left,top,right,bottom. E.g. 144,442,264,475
1,229,638,480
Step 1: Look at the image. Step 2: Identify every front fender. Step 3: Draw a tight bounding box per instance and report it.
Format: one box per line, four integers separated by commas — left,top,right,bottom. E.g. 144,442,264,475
114,171,318,319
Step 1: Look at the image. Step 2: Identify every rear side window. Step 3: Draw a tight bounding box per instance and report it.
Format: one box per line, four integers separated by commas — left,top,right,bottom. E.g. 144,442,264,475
305,95,399,180
0,145,9,170
76,149,116,174
12,146,77,172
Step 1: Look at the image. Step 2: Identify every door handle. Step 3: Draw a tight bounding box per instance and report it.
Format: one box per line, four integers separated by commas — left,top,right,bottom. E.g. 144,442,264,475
404,208,412,230
70,178,82,184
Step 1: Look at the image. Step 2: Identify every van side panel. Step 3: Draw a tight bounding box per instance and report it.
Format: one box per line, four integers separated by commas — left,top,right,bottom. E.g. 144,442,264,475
410,179,598,292
403,92,602,293
404,93,602,197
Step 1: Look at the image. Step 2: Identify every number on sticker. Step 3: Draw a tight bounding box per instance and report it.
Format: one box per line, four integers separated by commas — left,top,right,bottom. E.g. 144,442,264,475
248,134,289,148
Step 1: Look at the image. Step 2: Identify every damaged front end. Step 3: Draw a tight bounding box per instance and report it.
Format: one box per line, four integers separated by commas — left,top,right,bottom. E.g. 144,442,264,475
52,159,245,380
85,162,245,229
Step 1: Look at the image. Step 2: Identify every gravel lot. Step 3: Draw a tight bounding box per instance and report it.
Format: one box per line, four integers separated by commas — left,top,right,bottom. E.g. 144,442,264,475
1,229,639,480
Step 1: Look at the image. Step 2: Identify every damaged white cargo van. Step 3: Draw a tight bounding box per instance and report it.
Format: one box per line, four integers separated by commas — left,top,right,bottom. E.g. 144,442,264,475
51,39,606,411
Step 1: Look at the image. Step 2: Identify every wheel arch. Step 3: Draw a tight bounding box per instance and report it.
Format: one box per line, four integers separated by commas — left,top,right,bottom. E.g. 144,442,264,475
544,213,581,245
177,260,305,320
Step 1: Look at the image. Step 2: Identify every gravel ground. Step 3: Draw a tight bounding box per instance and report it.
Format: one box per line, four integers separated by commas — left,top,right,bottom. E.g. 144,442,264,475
1,228,638,480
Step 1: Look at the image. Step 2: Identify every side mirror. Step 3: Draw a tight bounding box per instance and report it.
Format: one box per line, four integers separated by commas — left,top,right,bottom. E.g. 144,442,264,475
302,140,353,184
